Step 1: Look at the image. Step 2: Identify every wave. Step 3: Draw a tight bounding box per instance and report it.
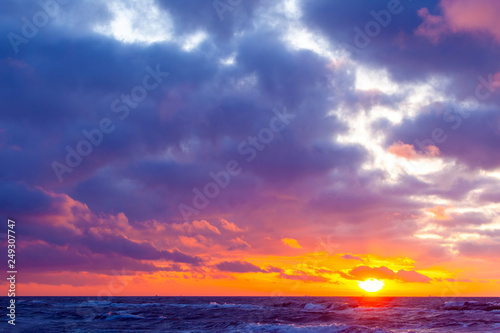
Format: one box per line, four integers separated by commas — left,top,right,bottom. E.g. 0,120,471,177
303,302,359,312
444,300,500,311
303,302,326,311
95,311,144,321
230,323,394,332
79,300,112,307
110,302,162,308
208,302,263,309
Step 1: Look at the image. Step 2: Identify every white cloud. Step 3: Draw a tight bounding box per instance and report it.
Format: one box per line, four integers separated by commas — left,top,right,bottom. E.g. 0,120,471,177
93,0,173,44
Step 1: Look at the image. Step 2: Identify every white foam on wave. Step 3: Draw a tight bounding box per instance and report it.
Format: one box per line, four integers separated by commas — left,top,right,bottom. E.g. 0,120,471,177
304,302,360,312
105,313,144,321
103,311,144,321
208,302,262,309
303,303,326,311
110,302,162,307
31,300,47,304
80,300,112,307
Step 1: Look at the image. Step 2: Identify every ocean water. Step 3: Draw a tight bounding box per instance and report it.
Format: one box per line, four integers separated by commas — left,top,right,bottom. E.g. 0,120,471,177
4,296,500,332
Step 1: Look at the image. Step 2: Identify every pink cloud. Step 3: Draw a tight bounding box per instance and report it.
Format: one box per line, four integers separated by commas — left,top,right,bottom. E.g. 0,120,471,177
415,8,450,44
388,141,440,160
416,1,500,43
171,220,221,235
442,0,500,41
396,270,432,283
220,218,244,232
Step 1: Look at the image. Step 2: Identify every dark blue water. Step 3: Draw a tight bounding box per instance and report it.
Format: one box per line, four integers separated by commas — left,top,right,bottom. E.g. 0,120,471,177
2,297,500,332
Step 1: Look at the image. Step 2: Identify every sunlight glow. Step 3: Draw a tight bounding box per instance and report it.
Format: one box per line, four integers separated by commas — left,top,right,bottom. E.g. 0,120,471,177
358,278,385,292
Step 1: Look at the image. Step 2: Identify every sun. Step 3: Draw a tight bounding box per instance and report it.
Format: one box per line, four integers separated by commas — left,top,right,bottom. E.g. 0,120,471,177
358,278,384,292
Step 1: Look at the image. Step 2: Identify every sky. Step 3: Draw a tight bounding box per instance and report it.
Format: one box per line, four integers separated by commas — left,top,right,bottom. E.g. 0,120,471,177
1,0,500,296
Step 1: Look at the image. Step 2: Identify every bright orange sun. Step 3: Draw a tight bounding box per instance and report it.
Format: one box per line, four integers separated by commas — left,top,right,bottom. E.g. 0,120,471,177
358,278,384,292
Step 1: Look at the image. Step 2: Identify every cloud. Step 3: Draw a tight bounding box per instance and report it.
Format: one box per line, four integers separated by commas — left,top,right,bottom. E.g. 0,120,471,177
279,272,330,283
395,269,433,283
387,107,500,170
388,141,440,160
85,234,203,264
215,260,264,273
264,266,284,273
227,237,251,251
414,7,451,44
340,266,432,283
445,278,473,283
1,0,499,294
301,0,500,85
282,238,302,249
457,241,500,258
171,220,221,235
441,0,500,42
341,254,363,261
220,218,244,232
154,0,263,40
426,206,452,220
0,186,204,273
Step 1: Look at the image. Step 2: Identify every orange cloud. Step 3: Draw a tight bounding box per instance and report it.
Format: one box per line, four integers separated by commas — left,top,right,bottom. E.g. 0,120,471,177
282,238,302,249
427,206,453,220
388,141,440,160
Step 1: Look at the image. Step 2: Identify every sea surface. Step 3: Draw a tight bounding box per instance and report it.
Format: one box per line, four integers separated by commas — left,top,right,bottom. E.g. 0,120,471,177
3,296,500,332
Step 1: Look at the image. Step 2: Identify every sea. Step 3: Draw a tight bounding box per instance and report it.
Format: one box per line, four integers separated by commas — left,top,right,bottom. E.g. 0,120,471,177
3,296,500,332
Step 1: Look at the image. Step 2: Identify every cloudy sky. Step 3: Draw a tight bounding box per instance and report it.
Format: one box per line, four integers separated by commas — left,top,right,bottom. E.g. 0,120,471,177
1,0,500,296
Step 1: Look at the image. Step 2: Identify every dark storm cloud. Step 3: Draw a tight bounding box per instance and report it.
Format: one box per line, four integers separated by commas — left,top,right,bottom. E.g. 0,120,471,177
12,27,365,223
16,242,165,274
387,105,500,170
155,0,262,41
300,0,500,87
83,234,203,264
0,181,58,216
